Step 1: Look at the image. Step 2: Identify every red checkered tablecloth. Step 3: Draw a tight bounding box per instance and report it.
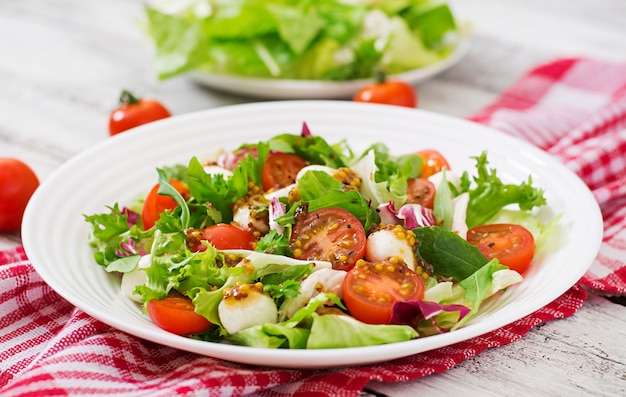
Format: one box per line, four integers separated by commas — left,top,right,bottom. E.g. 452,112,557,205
2,57,626,396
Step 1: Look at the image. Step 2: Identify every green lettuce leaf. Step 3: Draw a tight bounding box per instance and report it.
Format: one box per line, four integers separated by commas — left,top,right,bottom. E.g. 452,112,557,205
460,152,547,228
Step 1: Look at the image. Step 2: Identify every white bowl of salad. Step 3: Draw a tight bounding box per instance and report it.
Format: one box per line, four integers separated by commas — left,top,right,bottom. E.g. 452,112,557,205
22,101,602,368
143,0,468,98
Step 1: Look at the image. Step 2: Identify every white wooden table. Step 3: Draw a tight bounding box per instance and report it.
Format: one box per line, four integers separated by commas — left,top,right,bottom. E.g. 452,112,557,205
2,1,626,395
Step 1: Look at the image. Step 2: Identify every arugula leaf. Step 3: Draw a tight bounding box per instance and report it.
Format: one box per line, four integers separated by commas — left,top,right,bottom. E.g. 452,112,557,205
157,168,190,228
297,170,344,202
277,189,379,231
452,260,509,330
461,152,547,228
414,226,489,281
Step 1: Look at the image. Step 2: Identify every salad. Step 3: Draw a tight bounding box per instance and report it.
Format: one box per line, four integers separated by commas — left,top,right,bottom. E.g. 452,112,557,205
84,123,552,349
143,0,461,81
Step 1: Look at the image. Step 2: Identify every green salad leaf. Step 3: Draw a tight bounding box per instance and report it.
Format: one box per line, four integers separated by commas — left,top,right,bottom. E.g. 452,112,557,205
460,152,547,228
144,0,460,80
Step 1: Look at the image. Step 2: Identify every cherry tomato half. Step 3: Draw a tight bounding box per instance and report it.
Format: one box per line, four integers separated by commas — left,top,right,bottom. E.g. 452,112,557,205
290,207,366,271
416,149,450,178
353,72,417,108
188,223,256,252
467,223,535,274
0,158,40,231
108,90,171,136
342,259,425,324
142,179,189,230
147,292,212,335
406,178,436,209
261,153,308,191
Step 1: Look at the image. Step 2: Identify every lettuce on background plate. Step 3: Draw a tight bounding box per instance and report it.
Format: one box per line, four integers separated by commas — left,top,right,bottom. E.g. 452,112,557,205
144,0,460,80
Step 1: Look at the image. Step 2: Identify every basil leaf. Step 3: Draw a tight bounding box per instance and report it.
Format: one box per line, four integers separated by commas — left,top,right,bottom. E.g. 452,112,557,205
414,226,489,281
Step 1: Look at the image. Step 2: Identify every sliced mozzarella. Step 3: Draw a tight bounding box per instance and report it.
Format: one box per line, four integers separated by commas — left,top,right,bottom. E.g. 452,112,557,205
295,164,336,180
365,229,416,271
264,184,294,201
120,254,152,303
264,165,337,201
232,197,269,234
428,170,462,191
218,290,278,334
279,268,346,320
451,192,470,239
489,269,523,296
202,165,233,179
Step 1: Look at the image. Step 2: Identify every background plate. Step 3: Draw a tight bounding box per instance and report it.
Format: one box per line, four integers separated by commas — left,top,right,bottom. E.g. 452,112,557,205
22,100,603,368
189,38,470,99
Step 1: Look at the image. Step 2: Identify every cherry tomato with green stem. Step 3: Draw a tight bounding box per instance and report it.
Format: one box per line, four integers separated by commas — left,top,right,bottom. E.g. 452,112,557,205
353,71,417,108
108,90,171,136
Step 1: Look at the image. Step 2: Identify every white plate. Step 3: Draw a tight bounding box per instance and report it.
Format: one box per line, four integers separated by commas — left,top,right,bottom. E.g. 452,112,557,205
189,37,470,99
22,101,602,369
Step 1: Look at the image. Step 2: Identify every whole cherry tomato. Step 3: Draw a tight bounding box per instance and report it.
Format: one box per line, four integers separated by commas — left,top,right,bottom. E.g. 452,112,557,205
142,179,189,230
416,149,450,178
0,158,40,231
108,90,171,136
147,292,212,335
188,223,257,252
353,71,417,108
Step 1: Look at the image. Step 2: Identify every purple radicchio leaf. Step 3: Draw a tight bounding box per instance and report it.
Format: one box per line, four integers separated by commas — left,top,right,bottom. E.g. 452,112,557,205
218,147,258,171
376,201,401,225
115,238,145,257
391,300,470,333
396,204,438,229
301,121,311,137
121,207,140,227
269,197,286,233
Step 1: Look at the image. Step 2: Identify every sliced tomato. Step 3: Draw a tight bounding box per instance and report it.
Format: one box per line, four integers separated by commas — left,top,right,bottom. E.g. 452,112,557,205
342,259,425,324
416,149,450,178
467,223,535,274
147,292,212,335
290,207,366,271
406,178,436,208
261,153,308,191
142,179,188,230
189,223,256,252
